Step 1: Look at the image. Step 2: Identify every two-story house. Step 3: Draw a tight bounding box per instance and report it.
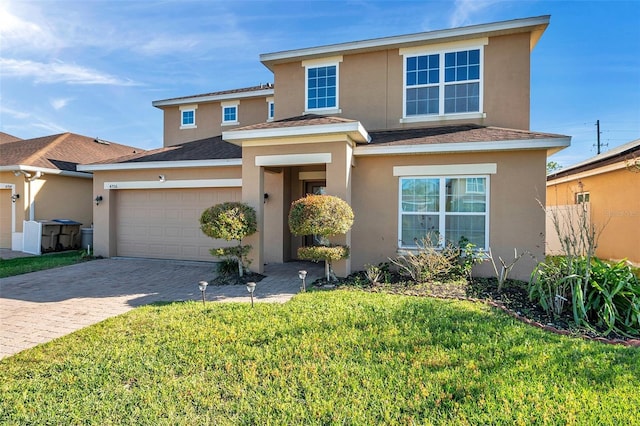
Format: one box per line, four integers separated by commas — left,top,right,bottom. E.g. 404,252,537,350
80,15,570,280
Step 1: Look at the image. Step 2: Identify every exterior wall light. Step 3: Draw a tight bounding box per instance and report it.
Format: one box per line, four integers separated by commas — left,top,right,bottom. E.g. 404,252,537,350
159,175,166,182
298,270,307,292
95,195,103,205
246,281,256,307
11,193,20,203
198,280,208,306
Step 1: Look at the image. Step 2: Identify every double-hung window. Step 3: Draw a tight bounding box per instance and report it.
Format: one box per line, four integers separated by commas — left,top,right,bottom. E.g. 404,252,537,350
399,176,489,249
303,57,342,113
179,105,197,129
402,41,484,121
221,101,239,125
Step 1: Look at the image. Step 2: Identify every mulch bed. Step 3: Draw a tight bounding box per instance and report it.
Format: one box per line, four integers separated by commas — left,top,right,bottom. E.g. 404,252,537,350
208,272,265,286
320,273,640,347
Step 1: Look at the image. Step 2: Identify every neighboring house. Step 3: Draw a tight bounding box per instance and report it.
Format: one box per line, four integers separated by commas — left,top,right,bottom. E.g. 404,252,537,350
546,139,640,265
80,15,570,280
0,133,140,251
0,132,23,144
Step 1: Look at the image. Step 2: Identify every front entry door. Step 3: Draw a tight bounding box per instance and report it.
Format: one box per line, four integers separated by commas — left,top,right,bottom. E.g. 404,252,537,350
304,181,327,246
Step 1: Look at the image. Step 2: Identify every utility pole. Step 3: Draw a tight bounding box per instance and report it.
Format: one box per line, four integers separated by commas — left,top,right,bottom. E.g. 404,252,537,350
596,119,601,154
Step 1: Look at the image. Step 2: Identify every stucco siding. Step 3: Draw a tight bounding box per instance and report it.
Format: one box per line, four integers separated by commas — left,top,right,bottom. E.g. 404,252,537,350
351,150,547,280
547,167,640,264
269,32,533,132
483,33,531,130
162,97,270,146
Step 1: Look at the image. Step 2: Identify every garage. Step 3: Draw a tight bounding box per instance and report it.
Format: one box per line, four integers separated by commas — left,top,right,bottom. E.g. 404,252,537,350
115,187,241,261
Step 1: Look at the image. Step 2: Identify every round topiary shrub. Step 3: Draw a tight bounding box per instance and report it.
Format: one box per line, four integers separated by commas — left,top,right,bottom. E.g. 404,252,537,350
288,194,354,237
288,194,354,281
200,202,257,277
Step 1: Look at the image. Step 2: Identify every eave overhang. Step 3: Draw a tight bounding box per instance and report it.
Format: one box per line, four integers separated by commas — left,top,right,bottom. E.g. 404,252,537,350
222,121,371,146
261,15,550,70
354,136,570,156
152,88,274,108
0,165,93,179
78,158,242,172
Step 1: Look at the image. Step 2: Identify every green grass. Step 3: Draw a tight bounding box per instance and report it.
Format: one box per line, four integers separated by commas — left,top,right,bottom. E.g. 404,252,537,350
1,291,638,425
0,250,86,278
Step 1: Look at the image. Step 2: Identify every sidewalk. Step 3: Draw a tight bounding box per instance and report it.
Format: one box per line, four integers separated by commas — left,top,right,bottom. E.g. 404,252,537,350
0,258,323,359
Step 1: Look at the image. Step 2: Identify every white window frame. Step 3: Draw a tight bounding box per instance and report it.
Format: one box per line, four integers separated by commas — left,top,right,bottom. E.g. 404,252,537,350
179,104,197,129
398,175,490,250
221,101,239,126
266,97,274,121
302,56,342,115
576,191,590,204
400,39,487,124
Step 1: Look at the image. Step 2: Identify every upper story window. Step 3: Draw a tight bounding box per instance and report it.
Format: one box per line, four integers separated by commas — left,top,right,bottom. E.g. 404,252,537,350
303,56,342,114
221,101,239,125
179,104,197,129
267,97,274,121
401,40,486,123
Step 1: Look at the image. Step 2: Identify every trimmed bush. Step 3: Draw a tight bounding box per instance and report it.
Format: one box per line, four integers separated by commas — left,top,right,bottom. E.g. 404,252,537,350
200,202,257,277
288,194,354,281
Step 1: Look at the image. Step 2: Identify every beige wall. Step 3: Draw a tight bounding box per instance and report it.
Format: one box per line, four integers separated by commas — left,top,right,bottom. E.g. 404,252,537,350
0,172,92,235
547,167,640,264
32,174,93,226
483,33,531,130
351,149,548,280
241,138,354,275
271,32,532,131
161,97,271,146
91,166,242,258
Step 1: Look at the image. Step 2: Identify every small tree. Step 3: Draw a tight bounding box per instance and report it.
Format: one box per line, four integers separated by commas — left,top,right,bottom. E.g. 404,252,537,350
200,202,257,277
288,194,354,282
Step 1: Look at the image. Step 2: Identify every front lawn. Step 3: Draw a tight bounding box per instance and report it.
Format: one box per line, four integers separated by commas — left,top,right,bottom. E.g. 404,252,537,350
0,250,87,278
1,291,638,424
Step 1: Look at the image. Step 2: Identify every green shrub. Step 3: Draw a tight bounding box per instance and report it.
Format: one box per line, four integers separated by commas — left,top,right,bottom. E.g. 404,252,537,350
586,258,640,336
530,256,640,336
288,194,354,237
288,194,354,282
389,236,480,283
200,202,257,277
217,257,239,276
297,245,349,262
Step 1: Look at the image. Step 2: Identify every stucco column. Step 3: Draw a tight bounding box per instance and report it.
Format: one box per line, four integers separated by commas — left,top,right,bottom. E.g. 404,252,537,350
325,141,353,277
242,149,264,274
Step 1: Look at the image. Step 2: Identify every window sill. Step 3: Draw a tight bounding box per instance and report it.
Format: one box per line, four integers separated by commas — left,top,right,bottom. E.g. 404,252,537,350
400,112,486,124
180,124,197,130
221,121,239,126
304,108,342,115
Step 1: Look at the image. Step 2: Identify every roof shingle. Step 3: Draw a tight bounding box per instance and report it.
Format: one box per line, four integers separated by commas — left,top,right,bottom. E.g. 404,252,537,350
0,133,141,171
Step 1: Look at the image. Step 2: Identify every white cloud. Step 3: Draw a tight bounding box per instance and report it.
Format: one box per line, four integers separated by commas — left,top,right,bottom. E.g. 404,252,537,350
0,58,138,86
50,98,73,110
449,0,501,28
0,3,61,51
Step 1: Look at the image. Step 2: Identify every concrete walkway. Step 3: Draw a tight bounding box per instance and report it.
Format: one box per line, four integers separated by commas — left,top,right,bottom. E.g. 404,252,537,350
0,258,324,359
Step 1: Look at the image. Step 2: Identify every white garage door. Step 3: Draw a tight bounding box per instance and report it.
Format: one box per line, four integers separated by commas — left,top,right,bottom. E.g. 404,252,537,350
116,188,241,261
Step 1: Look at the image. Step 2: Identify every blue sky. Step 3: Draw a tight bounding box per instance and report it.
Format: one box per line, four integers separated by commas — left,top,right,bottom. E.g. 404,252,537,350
1,0,638,167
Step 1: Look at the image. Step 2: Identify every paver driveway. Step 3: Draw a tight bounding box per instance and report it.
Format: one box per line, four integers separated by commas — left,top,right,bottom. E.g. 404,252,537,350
0,258,323,359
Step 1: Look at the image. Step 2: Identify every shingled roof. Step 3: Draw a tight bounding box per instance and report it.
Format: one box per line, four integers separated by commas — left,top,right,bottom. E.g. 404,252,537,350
0,133,141,172
367,124,567,146
0,132,22,144
88,135,241,164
